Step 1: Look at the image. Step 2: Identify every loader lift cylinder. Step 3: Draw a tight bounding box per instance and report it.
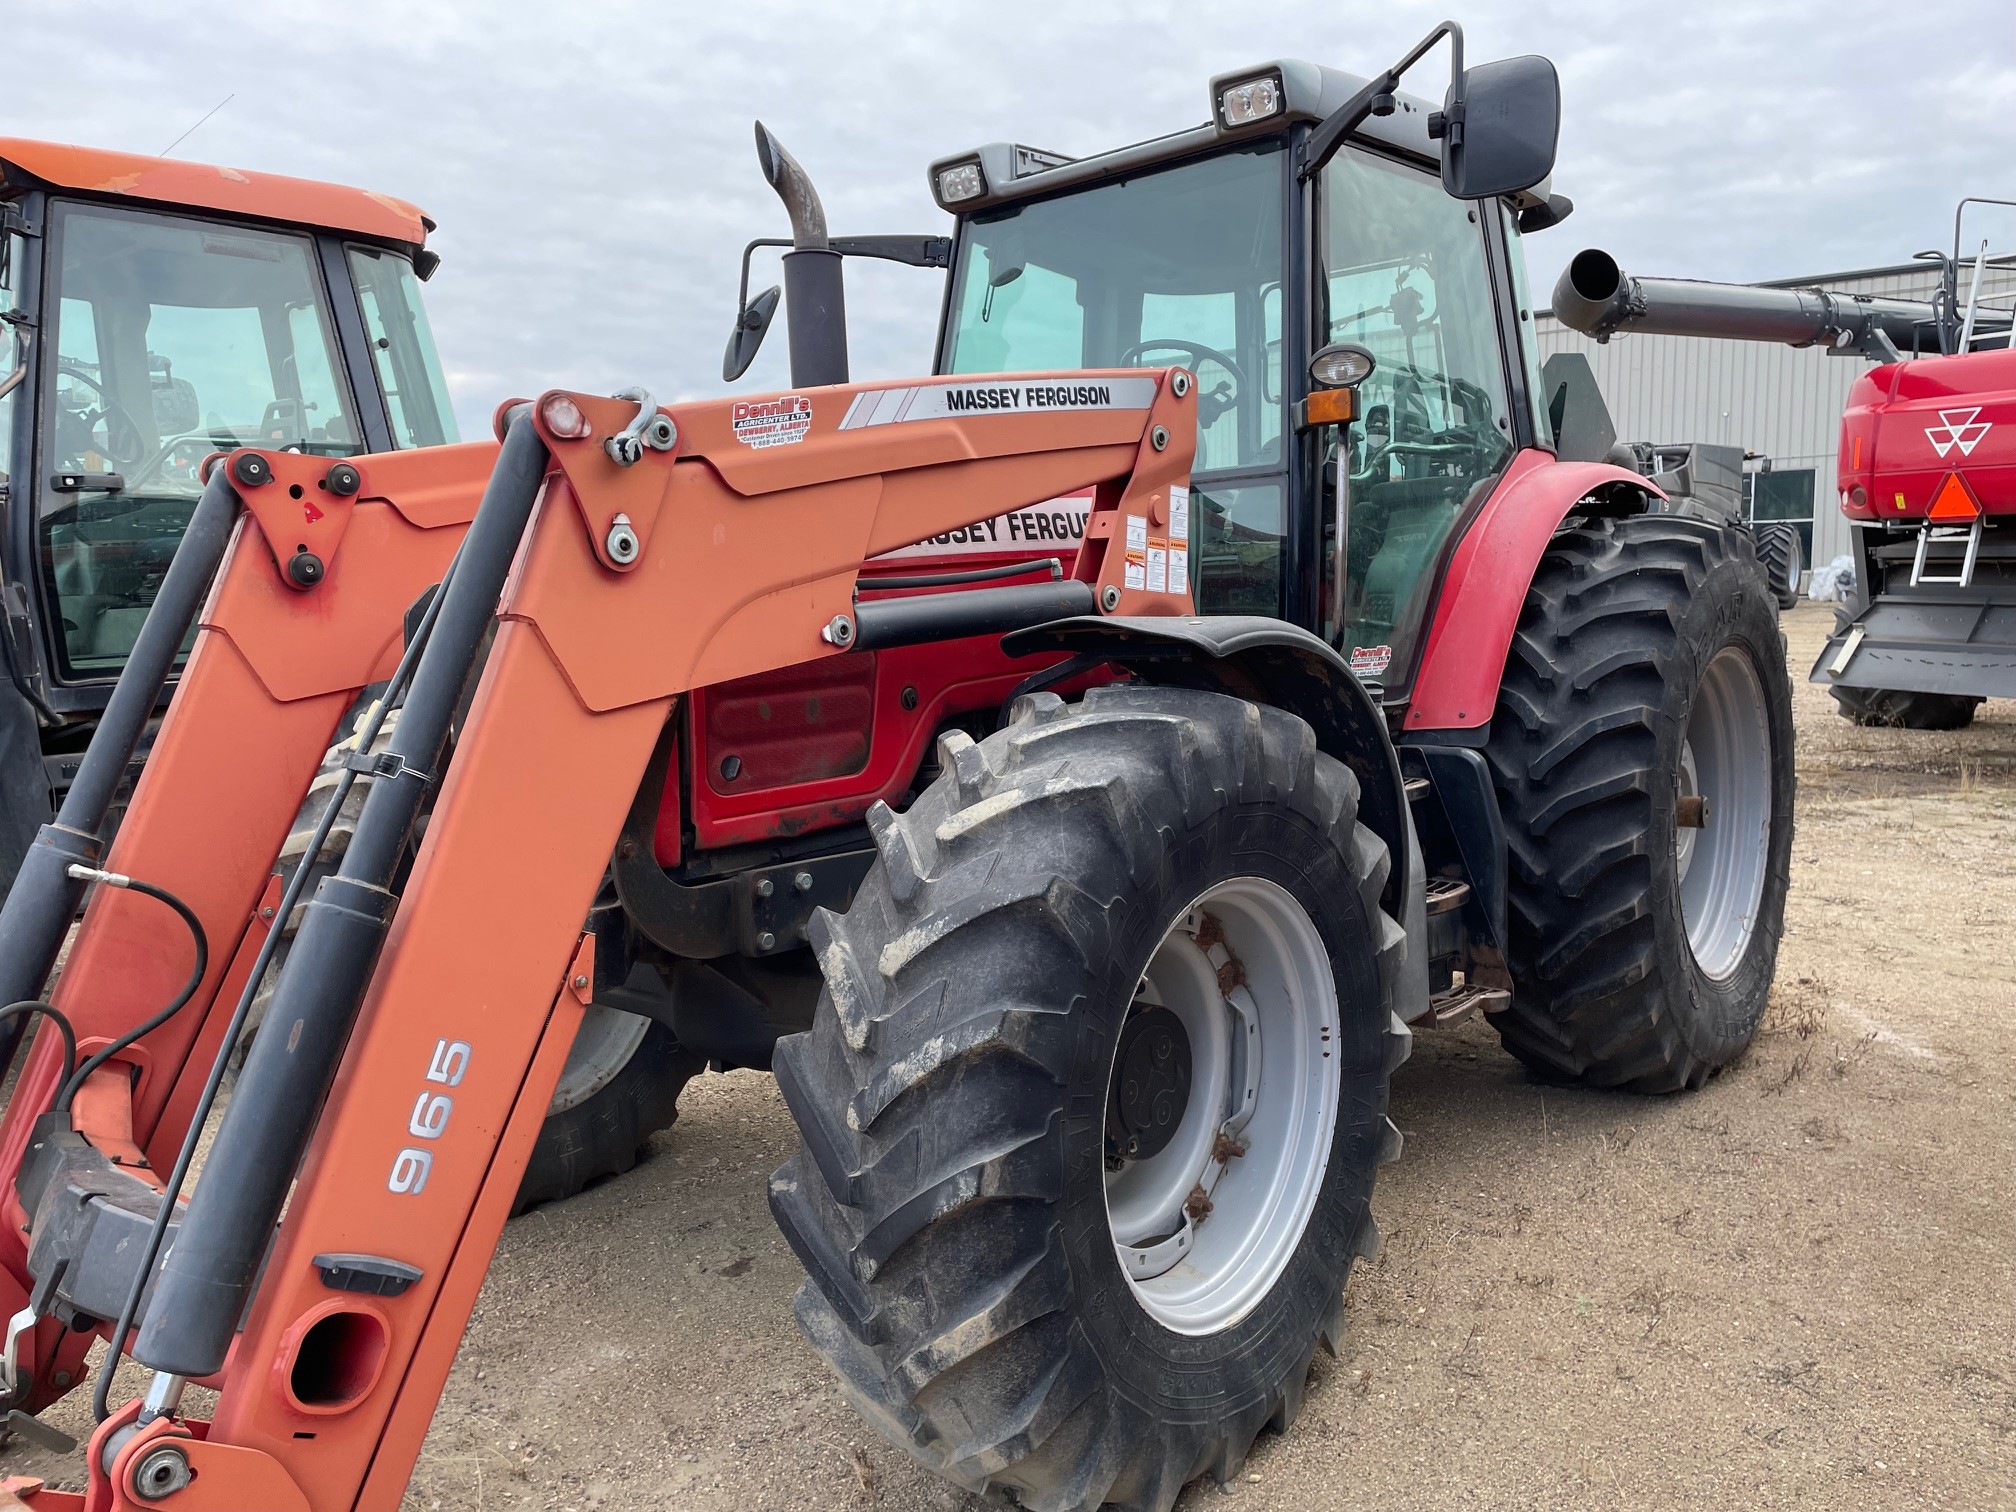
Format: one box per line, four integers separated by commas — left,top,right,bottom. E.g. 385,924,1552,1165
0,466,241,1075
131,416,551,1385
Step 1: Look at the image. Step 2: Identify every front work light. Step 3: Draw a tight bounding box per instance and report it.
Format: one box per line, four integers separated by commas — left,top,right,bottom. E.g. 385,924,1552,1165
936,161,986,205
1309,342,1377,389
1217,74,1283,128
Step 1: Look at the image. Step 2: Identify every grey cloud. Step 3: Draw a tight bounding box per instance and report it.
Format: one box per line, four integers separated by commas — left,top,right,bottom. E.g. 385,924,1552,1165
9,1,2011,437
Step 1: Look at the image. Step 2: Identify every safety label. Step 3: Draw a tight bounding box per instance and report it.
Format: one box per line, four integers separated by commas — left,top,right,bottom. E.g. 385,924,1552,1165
1169,545,1189,595
1124,513,1149,591
731,394,812,448
876,491,1092,560
1168,485,1189,544
839,375,1158,429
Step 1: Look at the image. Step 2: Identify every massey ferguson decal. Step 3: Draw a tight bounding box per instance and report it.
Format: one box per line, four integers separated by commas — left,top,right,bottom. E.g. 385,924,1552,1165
839,375,1158,429
731,394,812,448
876,491,1093,561
1926,407,1992,459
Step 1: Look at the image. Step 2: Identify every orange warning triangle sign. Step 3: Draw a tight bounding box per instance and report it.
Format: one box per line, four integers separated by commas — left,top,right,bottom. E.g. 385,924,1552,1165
1928,471,1982,522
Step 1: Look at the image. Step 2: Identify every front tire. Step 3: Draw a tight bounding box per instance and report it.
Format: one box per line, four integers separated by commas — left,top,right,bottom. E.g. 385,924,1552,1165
1484,514,1795,1091
769,685,1407,1512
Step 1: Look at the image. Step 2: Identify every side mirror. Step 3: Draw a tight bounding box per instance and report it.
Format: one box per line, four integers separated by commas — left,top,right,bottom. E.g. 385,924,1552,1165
722,285,782,383
1440,54,1560,201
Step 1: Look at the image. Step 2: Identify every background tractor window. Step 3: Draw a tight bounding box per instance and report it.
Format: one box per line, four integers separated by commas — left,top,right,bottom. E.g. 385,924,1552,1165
40,205,353,678
349,247,458,449
0,230,22,495
946,141,1289,613
1322,150,1514,681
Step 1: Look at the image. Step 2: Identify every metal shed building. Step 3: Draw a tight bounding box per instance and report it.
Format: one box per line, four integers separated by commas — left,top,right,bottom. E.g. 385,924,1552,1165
1534,257,2016,567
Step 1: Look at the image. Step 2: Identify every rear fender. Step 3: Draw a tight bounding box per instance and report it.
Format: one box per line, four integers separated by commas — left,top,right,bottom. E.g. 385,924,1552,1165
1001,615,1414,920
1405,457,1662,732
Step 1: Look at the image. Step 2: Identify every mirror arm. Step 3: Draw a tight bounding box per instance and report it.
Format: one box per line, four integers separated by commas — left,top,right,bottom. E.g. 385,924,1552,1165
1298,19,1463,183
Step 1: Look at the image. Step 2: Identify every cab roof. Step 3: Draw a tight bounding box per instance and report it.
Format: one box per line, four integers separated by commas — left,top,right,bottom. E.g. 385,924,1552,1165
928,57,1551,218
0,137,432,250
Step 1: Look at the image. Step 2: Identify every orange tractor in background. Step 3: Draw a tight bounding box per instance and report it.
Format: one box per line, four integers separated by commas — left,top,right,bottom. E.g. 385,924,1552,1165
0,24,1796,1512
0,138,459,898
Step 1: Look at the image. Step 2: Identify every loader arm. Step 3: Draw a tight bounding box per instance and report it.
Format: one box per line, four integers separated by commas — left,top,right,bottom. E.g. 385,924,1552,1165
0,370,1196,1511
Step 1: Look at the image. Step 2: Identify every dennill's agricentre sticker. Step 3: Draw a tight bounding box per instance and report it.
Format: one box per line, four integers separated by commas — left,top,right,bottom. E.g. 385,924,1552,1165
1349,644,1393,678
731,394,812,448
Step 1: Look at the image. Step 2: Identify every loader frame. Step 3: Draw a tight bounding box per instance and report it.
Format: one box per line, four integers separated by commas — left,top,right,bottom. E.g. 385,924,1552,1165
0,369,1287,1509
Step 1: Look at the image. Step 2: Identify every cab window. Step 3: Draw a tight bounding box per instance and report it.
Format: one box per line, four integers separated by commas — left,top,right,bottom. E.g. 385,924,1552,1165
348,247,458,449
1321,149,1514,682
39,204,352,678
945,141,1289,613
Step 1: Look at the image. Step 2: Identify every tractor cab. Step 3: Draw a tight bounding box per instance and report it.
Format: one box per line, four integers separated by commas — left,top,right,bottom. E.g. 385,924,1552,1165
0,140,455,730
925,56,1564,697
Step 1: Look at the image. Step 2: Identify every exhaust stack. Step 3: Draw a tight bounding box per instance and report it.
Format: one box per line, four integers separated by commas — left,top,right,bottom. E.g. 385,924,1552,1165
755,122,848,387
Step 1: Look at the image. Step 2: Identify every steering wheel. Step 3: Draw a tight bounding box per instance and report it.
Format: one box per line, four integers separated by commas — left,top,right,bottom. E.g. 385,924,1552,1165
55,363,146,469
1119,339,1247,428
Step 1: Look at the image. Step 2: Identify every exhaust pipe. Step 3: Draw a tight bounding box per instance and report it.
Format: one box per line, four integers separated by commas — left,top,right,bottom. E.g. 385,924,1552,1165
1550,247,1968,356
755,122,848,387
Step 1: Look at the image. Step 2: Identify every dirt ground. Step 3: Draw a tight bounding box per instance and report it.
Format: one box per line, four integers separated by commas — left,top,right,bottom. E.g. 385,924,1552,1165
10,603,2015,1510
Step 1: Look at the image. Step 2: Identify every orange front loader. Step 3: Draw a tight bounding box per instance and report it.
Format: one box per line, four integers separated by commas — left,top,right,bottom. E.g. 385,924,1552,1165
0,372,1196,1510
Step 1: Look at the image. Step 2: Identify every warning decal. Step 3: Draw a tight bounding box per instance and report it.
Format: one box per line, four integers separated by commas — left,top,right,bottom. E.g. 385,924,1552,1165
732,394,812,448
839,375,1158,429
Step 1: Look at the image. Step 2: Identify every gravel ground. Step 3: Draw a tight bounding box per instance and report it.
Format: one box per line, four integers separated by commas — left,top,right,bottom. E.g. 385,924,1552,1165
9,602,2014,1510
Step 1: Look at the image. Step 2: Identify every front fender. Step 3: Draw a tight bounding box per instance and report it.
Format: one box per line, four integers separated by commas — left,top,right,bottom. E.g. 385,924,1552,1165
1406,454,1662,732
1002,615,1413,924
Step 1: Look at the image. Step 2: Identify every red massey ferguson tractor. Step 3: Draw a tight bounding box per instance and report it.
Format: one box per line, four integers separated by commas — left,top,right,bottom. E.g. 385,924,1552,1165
0,26,1794,1512
1550,205,2016,729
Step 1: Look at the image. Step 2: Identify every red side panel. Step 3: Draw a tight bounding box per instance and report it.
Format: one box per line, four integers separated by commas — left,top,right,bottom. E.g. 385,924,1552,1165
1860,346,2016,522
1405,452,1663,732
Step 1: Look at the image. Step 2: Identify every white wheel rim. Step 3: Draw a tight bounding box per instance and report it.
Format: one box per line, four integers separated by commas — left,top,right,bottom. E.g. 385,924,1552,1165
549,1005,650,1114
1677,646,1773,981
1103,878,1341,1337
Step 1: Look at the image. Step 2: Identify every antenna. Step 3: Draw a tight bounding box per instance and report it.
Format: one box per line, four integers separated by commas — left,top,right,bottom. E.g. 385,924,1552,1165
158,94,235,158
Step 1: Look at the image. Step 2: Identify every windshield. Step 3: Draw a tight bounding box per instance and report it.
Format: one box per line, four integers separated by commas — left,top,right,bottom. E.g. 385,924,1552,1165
944,142,1289,612
349,247,457,448
39,203,353,678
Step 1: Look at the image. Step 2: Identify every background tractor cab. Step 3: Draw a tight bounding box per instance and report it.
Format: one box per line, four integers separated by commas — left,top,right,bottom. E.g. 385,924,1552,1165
0,139,456,887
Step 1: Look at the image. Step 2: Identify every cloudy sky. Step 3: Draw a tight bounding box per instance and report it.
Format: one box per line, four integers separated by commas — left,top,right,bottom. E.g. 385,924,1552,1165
11,0,2014,437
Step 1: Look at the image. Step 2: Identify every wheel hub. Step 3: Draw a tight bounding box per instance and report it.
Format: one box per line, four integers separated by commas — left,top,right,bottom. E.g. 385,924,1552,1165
1675,646,1773,981
1107,1006,1192,1162
1102,880,1342,1337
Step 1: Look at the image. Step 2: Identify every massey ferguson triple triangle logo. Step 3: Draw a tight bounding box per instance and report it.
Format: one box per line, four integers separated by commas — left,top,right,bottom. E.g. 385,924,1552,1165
1926,407,1992,458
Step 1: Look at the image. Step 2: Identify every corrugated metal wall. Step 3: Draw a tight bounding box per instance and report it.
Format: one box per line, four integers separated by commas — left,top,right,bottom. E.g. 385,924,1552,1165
1534,261,2016,564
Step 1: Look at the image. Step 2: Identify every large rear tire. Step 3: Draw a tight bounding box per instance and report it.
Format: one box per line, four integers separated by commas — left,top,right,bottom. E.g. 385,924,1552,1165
252,691,697,1213
769,685,1408,1512
1484,514,1795,1092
